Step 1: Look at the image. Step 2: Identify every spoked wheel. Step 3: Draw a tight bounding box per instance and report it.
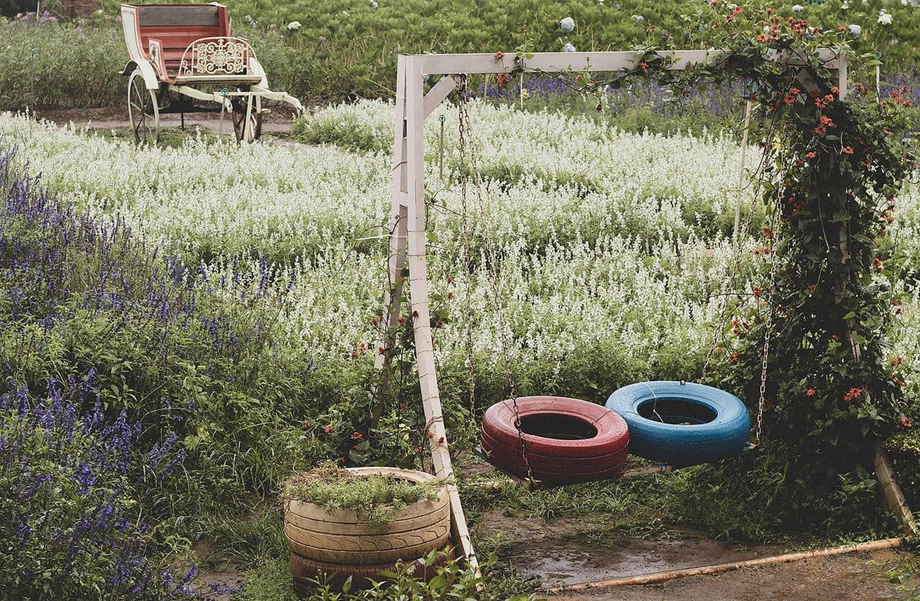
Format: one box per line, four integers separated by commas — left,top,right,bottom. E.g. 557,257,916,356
232,94,262,143
127,70,160,145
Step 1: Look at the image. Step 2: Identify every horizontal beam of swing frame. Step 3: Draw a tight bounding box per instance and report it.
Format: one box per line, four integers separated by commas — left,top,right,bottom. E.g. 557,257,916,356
380,47,847,570
418,49,847,97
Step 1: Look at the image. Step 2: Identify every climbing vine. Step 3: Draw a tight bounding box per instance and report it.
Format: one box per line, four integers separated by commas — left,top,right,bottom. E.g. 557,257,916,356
534,4,917,472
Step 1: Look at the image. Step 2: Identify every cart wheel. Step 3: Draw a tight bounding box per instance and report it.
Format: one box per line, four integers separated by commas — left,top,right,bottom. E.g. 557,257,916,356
128,71,159,145
232,97,262,142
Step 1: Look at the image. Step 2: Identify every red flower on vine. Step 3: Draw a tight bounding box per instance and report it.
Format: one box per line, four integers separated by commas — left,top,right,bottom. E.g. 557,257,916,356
729,352,739,364
873,257,884,272
901,417,913,429
351,431,363,441
814,115,834,136
493,51,504,60
806,388,816,397
805,151,816,159
842,146,854,155
640,62,649,74
842,387,863,402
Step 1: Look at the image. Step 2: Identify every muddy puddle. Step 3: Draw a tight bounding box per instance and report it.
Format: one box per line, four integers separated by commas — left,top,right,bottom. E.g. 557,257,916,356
512,535,778,587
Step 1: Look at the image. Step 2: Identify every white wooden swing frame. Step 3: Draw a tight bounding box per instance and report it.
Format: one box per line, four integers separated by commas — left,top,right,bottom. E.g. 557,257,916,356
378,50,850,568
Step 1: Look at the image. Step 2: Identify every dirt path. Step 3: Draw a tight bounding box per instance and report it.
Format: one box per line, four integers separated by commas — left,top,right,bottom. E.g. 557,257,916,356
555,549,903,600
37,106,299,135
470,504,911,599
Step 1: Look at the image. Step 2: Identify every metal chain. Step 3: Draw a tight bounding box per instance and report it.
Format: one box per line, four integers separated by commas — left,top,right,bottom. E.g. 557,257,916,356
701,108,781,381
457,78,477,421
457,75,534,484
756,232,779,447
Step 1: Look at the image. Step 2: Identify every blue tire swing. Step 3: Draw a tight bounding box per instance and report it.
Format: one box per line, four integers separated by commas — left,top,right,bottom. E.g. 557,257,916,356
605,381,750,467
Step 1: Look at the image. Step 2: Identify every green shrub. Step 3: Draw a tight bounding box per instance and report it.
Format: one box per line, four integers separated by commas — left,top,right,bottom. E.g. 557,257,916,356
283,464,442,527
0,377,194,599
6,1,920,109
0,148,331,533
0,16,125,110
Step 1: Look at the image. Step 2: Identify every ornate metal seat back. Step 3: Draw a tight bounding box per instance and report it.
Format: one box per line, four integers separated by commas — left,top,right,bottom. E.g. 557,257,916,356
177,37,254,81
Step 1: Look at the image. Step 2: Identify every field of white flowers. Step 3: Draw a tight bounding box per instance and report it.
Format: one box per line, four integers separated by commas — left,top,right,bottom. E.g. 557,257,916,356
1,101,918,398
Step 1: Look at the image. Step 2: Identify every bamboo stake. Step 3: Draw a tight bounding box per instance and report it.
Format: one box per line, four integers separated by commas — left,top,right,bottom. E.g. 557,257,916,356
876,448,920,535
733,100,752,246
548,538,903,593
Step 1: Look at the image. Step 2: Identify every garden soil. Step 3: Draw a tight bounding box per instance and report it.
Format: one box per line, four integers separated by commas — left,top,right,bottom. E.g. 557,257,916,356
472,509,910,599
38,107,299,135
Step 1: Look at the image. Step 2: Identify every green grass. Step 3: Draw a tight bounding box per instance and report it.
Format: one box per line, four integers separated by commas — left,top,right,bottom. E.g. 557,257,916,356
283,465,443,528
4,0,920,109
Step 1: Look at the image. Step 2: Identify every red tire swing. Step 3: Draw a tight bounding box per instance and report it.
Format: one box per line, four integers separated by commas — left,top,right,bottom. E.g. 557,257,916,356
450,81,629,487
481,396,629,485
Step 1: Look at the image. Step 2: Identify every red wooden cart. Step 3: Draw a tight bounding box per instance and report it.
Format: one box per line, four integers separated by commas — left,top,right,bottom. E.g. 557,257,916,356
120,3,303,143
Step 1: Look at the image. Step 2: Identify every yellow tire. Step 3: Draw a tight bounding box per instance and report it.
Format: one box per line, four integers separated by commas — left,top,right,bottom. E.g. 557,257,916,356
283,467,450,565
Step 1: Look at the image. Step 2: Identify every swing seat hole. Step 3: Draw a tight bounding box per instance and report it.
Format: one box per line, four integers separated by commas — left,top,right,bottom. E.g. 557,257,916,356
637,399,717,426
519,413,598,441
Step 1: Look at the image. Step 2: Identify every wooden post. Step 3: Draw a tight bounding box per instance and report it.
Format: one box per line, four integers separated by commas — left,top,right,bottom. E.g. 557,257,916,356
377,56,477,568
876,448,919,535
370,55,410,428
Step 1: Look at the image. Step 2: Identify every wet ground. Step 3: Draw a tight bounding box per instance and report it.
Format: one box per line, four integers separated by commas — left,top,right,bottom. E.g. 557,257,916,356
557,550,905,600
470,506,911,599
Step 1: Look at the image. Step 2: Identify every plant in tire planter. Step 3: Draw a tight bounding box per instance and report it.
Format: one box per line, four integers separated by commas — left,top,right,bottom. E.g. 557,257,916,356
281,465,451,590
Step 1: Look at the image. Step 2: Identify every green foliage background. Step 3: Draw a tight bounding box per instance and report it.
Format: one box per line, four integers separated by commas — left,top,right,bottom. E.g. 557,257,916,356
2,0,920,108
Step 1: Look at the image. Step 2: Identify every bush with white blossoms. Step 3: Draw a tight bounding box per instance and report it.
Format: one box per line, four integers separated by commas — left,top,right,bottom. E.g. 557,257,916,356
848,23,862,38
560,17,575,32
287,20,302,31
879,10,893,24
792,4,803,13
563,42,576,52
1,100,918,399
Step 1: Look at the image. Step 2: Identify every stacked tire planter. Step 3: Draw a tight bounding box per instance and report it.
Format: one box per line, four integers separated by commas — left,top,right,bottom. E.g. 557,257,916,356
283,467,451,595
